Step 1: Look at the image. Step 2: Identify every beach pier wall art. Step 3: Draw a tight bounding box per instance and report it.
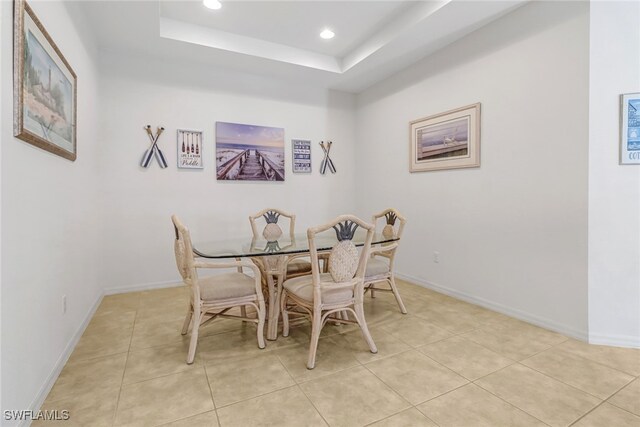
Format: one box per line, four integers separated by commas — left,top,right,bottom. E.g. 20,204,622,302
216,122,285,181
14,0,77,161
410,103,480,172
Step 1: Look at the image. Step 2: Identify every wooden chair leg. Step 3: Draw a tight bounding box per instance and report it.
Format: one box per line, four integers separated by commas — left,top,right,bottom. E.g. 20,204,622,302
181,306,193,335
388,276,407,314
187,309,202,364
370,285,376,298
257,300,266,349
354,303,377,354
307,311,322,369
240,305,247,318
280,290,290,337
265,274,280,340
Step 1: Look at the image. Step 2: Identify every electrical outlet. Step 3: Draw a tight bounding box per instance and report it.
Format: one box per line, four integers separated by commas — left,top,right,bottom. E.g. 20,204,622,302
433,251,440,263
62,295,67,314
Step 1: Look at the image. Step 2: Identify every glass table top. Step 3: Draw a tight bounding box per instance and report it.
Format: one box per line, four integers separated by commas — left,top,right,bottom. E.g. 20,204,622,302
193,229,399,259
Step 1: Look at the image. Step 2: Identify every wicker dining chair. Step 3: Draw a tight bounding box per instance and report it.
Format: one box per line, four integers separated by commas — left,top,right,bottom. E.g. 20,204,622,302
172,215,266,364
249,208,312,278
364,208,407,314
280,215,377,369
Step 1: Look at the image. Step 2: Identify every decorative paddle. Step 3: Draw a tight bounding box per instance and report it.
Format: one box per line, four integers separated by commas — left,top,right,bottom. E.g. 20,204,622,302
141,125,168,168
319,141,336,174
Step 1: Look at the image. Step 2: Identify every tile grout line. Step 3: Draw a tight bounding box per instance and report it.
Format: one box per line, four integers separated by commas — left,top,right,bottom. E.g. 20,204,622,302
274,353,332,427
519,357,635,401
201,364,222,427
111,296,141,427
546,340,640,378
567,399,610,426
471,375,553,427
602,397,640,419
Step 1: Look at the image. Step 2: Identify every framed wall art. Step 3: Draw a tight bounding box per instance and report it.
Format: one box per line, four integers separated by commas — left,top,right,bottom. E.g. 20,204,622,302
14,0,77,161
621,93,640,165
177,129,203,169
216,122,285,181
292,139,311,173
409,103,480,172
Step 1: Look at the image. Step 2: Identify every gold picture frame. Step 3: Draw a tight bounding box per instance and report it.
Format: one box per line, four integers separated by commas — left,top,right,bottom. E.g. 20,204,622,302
409,103,480,172
13,0,77,161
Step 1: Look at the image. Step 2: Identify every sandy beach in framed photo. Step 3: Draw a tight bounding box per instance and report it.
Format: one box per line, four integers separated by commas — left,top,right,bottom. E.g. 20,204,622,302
410,103,480,172
216,121,285,181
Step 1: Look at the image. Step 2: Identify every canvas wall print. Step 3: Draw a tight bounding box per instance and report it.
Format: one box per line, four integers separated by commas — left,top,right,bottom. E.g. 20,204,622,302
410,103,480,172
216,122,285,181
177,129,203,169
14,0,77,161
292,139,311,173
621,93,640,165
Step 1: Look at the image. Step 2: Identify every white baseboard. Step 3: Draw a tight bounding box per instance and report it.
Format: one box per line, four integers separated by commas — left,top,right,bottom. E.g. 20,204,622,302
395,272,590,342
23,291,104,427
588,333,640,349
104,279,184,295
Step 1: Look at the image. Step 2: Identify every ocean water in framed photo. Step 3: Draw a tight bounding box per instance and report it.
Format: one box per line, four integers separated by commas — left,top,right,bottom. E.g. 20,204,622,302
410,103,480,172
215,122,285,181
14,0,77,161
621,93,640,165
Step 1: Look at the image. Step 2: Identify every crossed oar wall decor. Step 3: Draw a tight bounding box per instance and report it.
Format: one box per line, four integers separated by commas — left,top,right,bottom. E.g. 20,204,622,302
320,141,336,174
141,125,168,168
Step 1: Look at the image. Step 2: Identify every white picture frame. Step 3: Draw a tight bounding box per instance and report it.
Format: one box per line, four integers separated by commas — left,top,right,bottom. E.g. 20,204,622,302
292,139,311,173
177,129,203,169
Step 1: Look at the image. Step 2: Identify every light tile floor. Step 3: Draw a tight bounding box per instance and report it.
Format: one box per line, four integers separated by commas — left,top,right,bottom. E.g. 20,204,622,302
36,280,640,427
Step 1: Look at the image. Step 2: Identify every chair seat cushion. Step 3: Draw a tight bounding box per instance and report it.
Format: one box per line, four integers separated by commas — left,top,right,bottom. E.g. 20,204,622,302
287,258,312,275
283,273,353,304
198,272,257,301
366,257,390,278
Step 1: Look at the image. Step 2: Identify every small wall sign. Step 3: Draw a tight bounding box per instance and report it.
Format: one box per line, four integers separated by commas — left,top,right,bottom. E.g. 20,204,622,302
621,93,640,165
178,129,203,169
292,139,311,173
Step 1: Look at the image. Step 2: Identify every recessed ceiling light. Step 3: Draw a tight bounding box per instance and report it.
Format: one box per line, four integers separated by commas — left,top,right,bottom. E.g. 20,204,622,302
203,0,222,10
320,29,335,40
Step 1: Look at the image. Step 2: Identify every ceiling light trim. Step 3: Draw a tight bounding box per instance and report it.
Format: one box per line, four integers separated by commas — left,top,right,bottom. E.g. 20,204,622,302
160,17,342,73
342,0,452,72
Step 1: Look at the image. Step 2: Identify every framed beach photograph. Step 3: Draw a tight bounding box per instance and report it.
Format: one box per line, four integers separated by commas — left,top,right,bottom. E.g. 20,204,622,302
409,103,480,172
14,0,77,161
621,93,640,165
216,122,285,181
177,129,203,169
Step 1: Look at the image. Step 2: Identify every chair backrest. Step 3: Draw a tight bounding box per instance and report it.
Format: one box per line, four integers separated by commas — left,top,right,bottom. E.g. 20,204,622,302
249,208,296,241
372,208,406,240
307,215,374,303
372,208,406,260
172,215,195,282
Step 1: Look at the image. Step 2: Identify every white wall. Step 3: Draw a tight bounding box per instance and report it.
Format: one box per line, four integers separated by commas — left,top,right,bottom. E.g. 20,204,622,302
1,0,101,422
588,1,640,347
355,1,590,339
0,0,3,416
98,52,357,292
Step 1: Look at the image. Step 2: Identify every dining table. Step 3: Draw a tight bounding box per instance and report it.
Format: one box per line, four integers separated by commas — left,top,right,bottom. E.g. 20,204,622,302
193,229,399,340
